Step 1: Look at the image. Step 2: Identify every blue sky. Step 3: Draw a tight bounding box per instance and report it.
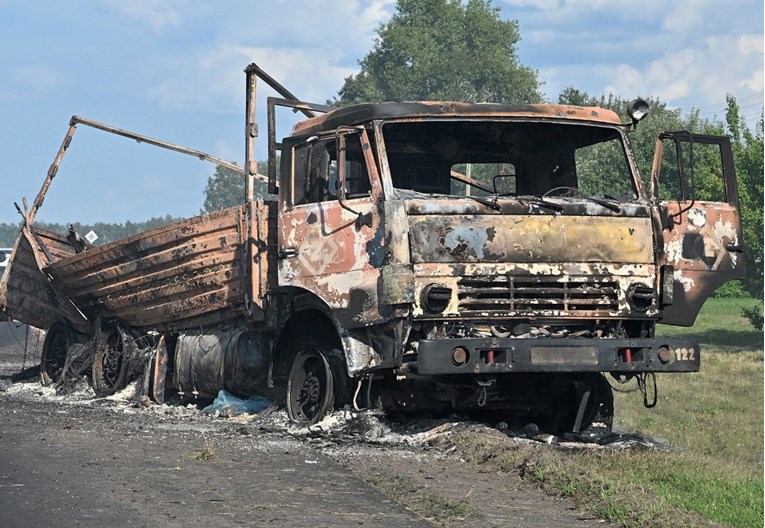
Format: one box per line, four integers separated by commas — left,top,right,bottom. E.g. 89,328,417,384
0,0,762,225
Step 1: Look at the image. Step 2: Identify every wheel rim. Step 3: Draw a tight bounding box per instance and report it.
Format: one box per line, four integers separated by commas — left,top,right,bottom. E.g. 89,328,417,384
287,350,334,423
101,333,124,387
92,331,126,396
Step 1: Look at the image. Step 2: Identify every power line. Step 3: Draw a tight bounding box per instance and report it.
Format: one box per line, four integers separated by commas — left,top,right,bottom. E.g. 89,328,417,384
694,92,764,112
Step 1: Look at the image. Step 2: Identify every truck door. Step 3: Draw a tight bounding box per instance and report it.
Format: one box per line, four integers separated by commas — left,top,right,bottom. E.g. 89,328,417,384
277,128,386,327
651,132,745,326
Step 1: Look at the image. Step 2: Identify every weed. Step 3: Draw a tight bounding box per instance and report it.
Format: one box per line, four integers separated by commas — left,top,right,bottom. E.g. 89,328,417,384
188,446,216,461
422,493,472,519
188,433,216,461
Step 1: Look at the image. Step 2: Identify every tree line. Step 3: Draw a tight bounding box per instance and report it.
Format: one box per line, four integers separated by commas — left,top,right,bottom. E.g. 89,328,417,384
0,215,183,248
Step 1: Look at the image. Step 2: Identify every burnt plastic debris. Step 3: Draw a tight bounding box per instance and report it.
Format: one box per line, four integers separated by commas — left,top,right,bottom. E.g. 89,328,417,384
202,389,271,416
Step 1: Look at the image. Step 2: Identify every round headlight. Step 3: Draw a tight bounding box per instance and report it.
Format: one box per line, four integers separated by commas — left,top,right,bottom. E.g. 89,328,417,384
422,284,452,313
627,283,655,312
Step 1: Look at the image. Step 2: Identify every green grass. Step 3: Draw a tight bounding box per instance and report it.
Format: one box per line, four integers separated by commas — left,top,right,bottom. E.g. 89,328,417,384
602,298,764,526
421,494,472,520
453,297,764,528
367,474,483,526
656,296,763,349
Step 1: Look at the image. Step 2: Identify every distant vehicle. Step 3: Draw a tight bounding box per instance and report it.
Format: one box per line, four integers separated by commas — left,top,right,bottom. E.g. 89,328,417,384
0,249,11,277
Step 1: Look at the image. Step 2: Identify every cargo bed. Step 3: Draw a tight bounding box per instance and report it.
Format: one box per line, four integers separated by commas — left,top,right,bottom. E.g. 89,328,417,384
0,203,274,334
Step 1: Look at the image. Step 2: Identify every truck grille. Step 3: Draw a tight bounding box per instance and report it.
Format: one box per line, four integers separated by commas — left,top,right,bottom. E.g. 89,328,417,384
457,276,620,316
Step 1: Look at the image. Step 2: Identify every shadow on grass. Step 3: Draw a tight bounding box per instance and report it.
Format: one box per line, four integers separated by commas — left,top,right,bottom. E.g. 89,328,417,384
661,328,763,351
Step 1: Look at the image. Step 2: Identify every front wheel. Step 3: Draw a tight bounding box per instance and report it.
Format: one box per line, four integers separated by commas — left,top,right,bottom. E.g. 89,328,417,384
286,348,335,424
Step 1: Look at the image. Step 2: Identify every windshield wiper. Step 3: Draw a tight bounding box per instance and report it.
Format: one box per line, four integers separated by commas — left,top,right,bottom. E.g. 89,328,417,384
466,195,501,211
583,195,621,213
516,195,564,212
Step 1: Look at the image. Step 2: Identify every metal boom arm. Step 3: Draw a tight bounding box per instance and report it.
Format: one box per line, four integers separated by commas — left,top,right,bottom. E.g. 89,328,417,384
26,115,255,225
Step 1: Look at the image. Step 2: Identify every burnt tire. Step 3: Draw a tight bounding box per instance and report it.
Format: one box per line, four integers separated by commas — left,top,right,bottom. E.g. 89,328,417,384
540,373,614,434
588,373,614,430
40,322,73,386
286,347,335,424
92,330,127,397
327,349,352,408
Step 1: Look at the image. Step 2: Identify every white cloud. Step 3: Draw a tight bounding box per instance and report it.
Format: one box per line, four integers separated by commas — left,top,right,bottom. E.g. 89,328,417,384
97,0,190,32
739,34,764,56
741,70,764,93
10,64,65,97
503,0,762,121
147,44,358,113
598,33,763,115
660,1,705,34
145,1,395,113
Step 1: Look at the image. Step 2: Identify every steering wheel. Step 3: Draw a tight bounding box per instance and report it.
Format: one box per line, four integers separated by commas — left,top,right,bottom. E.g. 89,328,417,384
543,186,579,197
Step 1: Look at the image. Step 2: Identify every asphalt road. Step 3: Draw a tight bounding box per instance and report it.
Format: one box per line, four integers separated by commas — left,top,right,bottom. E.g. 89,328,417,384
0,393,431,528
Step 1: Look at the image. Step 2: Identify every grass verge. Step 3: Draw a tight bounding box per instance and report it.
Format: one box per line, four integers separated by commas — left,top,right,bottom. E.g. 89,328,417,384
366,474,484,527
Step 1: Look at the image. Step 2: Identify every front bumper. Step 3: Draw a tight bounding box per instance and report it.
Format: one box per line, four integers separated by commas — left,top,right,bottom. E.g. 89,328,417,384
416,337,700,375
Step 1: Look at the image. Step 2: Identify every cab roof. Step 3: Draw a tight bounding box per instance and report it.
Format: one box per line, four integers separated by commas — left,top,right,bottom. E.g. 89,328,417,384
290,101,623,137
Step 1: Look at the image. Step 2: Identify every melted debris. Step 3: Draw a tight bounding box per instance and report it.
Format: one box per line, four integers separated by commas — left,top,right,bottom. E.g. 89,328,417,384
1,378,670,452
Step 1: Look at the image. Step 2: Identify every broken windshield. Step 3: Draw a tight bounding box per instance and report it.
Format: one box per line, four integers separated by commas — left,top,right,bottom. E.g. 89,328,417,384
382,120,638,202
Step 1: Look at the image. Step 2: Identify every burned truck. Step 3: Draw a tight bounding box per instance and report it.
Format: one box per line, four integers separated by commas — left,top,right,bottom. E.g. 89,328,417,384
0,64,745,432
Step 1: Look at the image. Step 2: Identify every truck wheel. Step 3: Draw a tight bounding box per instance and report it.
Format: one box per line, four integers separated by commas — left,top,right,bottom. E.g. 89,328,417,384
92,330,127,397
40,322,73,386
286,347,335,424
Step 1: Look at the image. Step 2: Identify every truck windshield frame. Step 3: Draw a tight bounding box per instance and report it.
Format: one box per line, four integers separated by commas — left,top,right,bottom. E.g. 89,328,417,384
379,118,642,202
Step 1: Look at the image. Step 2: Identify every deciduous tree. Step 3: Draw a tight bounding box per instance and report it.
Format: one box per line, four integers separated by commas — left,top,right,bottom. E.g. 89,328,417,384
335,0,541,105
725,96,764,327
202,165,245,213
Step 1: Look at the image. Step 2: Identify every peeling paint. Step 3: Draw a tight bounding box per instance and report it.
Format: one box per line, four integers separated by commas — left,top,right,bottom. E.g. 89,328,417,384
712,217,739,268
444,226,489,259
674,269,695,292
688,207,707,228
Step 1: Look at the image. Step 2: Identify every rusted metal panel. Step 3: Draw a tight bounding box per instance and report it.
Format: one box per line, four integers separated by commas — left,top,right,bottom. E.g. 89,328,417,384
659,202,745,326
0,228,88,332
277,192,398,364
408,215,653,265
277,196,387,328
248,200,277,320
292,102,622,137
38,207,251,332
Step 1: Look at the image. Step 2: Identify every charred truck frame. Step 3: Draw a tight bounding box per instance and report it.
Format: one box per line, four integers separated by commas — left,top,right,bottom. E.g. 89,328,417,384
0,64,745,432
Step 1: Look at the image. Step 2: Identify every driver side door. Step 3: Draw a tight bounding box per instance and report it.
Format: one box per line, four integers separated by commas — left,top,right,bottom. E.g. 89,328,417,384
277,129,386,328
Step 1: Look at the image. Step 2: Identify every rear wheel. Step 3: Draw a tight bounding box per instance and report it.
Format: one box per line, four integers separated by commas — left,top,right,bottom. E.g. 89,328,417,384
286,346,335,424
40,322,73,386
92,330,127,397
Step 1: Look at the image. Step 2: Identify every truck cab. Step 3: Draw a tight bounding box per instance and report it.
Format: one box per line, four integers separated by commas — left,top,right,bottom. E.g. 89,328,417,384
265,91,744,430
